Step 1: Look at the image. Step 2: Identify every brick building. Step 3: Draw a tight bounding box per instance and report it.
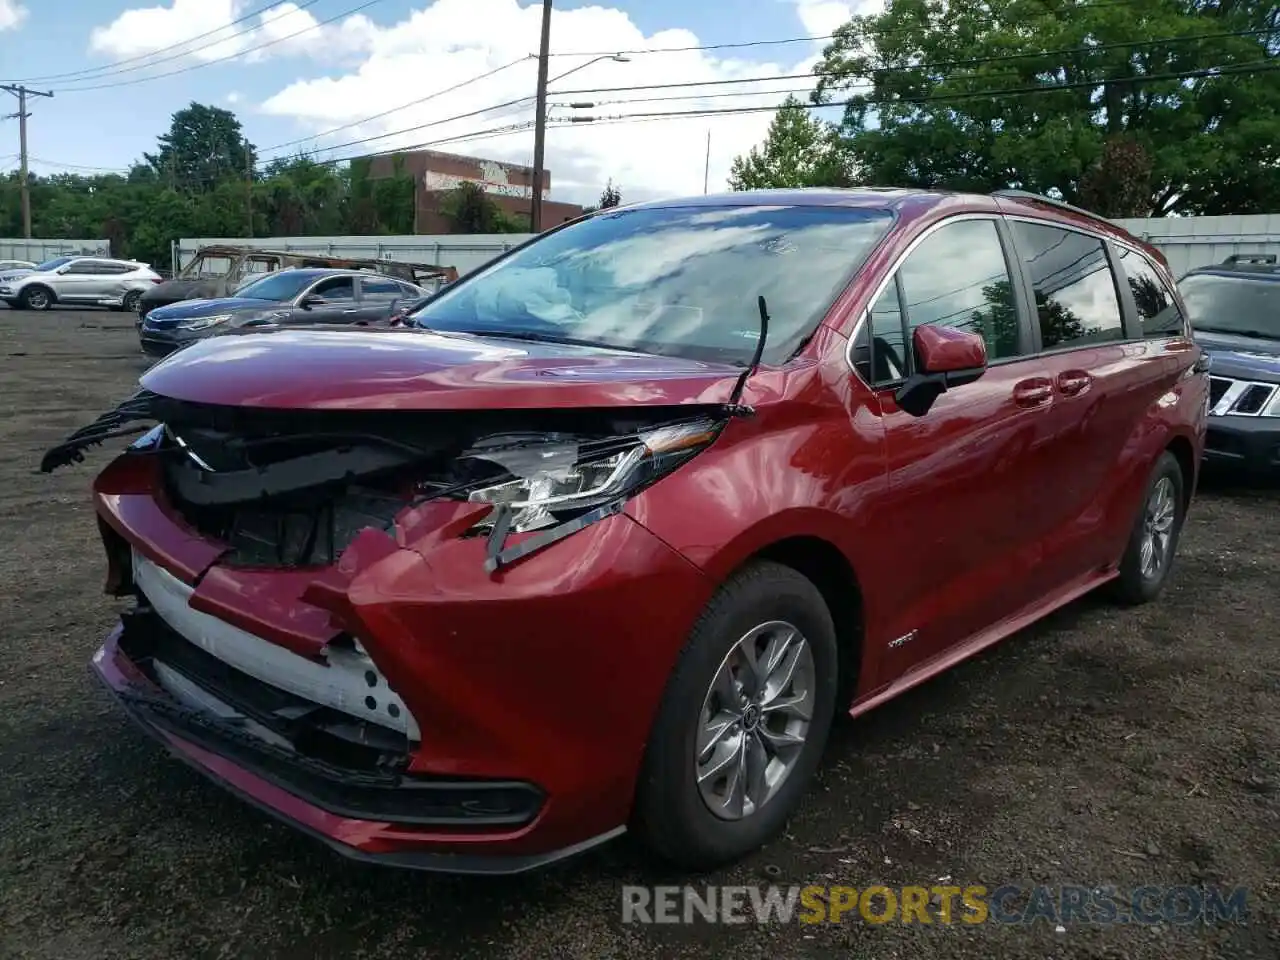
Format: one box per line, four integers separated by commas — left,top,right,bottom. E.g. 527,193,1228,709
365,149,584,234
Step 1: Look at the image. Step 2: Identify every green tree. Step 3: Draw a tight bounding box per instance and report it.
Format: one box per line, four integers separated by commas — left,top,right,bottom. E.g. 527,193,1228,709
439,181,502,233
728,95,855,190
814,0,1280,216
145,102,256,192
599,179,622,207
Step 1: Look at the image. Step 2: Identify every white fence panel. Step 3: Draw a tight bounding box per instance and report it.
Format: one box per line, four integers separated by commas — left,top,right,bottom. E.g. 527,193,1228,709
1112,214,1280,278
175,235,533,278
0,238,111,262
180,214,1280,282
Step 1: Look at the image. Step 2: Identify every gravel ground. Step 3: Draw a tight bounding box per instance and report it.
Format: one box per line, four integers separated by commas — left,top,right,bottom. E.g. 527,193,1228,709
1,309,1278,960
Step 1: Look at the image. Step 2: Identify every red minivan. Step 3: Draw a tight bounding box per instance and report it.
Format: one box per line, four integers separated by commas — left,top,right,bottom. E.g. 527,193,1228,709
45,188,1208,874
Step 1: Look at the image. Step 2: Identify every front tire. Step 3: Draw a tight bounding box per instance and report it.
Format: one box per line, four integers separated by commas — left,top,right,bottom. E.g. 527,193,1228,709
1110,451,1186,605
632,560,839,870
20,285,53,311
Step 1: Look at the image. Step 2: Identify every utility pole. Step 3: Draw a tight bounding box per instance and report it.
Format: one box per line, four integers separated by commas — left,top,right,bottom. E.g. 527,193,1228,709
1,84,54,239
703,129,711,194
245,151,253,238
529,0,553,233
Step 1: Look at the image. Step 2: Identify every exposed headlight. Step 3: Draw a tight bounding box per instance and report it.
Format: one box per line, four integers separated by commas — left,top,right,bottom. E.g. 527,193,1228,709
178,314,232,331
461,418,722,533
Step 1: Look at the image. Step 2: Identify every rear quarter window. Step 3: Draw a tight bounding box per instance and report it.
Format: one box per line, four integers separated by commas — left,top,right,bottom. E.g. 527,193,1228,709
1114,247,1187,338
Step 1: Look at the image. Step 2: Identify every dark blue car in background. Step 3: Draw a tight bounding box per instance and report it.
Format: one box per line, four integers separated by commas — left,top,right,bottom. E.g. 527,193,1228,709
1178,254,1280,476
138,268,428,358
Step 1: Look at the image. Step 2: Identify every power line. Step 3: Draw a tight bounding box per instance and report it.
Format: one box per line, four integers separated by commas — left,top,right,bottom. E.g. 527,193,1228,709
264,35,1279,170
259,25,1276,169
558,59,1280,124
549,34,838,58
47,0,384,93
8,0,317,85
257,55,533,156
549,27,1276,99
258,96,536,168
547,0,1148,58
552,86,822,109
28,156,131,173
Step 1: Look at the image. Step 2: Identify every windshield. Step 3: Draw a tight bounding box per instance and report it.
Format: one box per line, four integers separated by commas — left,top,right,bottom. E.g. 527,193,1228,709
231,271,320,302
34,256,73,272
1180,273,1280,340
409,204,895,364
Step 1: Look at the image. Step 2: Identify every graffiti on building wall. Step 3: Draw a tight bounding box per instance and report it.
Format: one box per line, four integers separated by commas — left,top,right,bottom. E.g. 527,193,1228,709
423,158,548,199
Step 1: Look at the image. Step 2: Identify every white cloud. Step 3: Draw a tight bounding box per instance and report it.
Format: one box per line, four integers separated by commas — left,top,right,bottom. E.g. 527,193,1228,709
255,0,879,205
88,0,376,65
0,0,27,32
226,91,241,104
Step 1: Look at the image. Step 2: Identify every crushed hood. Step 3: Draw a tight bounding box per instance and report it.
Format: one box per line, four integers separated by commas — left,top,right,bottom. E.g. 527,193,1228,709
139,327,744,410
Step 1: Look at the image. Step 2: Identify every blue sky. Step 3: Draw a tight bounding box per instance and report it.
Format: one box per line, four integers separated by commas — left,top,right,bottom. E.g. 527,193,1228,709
0,0,859,201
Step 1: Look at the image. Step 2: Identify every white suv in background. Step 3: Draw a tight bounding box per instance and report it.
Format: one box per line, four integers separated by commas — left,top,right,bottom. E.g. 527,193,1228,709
0,256,162,312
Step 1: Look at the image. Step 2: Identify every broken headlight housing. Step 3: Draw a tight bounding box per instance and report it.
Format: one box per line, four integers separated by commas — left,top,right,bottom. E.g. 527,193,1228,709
461,418,722,533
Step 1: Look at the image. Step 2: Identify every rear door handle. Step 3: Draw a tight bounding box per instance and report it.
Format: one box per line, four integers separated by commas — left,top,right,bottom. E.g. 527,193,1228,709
1013,377,1054,407
342,308,360,314
1056,370,1093,397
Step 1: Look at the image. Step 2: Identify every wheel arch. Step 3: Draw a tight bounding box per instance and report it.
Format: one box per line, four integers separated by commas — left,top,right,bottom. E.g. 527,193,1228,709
21,282,56,305
1164,433,1197,508
737,534,865,709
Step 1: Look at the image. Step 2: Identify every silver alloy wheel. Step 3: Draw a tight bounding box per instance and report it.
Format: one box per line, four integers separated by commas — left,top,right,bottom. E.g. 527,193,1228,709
26,288,49,309
123,290,141,312
1139,476,1177,580
695,620,816,821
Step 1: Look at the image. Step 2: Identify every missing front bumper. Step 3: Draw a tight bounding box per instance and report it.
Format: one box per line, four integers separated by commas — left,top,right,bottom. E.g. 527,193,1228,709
103,599,545,830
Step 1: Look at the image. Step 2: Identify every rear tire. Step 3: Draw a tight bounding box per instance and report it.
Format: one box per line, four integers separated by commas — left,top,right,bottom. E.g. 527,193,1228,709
1110,451,1186,605
122,290,142,314
632,561,839,870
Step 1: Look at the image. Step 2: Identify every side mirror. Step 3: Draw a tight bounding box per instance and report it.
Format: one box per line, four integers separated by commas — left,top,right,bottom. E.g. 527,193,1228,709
894,324,988,417
56,265,72,274
299,294,324,309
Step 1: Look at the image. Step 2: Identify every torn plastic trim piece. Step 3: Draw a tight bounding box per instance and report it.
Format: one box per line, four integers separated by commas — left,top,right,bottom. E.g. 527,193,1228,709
167,444,422,507
40,389,160,473
484,499,625,574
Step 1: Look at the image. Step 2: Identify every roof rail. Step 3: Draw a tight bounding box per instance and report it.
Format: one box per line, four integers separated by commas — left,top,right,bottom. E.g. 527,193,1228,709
990,189,1105,222
1222,253,1277,266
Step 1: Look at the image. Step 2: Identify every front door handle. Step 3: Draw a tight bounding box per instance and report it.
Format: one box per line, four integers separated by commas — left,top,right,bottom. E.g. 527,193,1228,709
1013,377,1054,407
342,308,360,314
1192,354,1211,374
1057,369,1093,397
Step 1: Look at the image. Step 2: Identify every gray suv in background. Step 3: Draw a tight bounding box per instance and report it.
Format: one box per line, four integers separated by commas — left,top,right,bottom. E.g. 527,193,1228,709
0,256,162,312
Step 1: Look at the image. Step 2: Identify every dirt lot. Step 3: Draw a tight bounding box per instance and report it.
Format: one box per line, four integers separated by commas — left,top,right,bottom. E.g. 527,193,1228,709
0,309,1277,960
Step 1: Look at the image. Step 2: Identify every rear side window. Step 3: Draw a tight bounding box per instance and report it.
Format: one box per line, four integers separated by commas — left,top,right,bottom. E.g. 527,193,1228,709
362,278,402,298
1011,222,1124,350
1114,247,1186,338
855,218,1021,385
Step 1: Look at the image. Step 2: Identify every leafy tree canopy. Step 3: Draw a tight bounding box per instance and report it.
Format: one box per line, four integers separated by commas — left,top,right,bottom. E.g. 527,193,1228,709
0,105,428,269
599,179,622,207
811,0,1280,215
145,102,256,191
729,95,855,190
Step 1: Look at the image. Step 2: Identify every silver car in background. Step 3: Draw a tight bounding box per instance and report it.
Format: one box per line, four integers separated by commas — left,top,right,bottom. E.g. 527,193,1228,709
0,256,162,312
